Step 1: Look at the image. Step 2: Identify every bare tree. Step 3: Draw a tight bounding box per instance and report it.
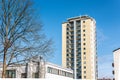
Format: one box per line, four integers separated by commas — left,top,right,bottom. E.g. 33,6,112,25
0,0,53,78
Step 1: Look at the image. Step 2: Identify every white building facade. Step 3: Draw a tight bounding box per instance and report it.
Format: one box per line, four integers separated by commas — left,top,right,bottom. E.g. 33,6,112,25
113,48,120,80
0,57,73,79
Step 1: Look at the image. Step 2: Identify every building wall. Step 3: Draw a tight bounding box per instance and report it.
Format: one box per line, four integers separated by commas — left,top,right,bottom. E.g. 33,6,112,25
0,61,73,79
62,23,67,68
113,49,120,80
62,15,97,79
45,73,73,80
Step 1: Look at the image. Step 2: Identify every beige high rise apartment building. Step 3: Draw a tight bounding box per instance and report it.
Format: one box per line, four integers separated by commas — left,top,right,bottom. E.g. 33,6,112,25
62,15,98,79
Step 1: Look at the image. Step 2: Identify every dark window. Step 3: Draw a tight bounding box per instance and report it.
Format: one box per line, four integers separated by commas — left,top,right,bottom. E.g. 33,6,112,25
84,52,86,55
71,36,74,38
83,38,85,41
67,32,69,34
84,66,86,69
84,71,86,73
83,30,85,32
67,28,69,30
77,30,80,32
67,36,69,39
84,48,86,50
84,76,86,78
32,73,39,78
83,34,85,36
6,70,16,78
67,54,69,56
83,43,86,45
21,73,27,78
83,21,85,23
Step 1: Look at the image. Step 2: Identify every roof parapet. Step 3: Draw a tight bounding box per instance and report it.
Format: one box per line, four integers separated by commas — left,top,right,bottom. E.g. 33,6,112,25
67,15,94,21
113,48,120,52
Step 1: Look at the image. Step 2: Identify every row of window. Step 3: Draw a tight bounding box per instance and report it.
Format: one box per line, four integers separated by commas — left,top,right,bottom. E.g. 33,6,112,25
47,67,73,78
5,70,39,78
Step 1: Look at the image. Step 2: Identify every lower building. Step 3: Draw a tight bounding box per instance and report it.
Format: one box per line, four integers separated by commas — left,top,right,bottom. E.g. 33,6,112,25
0,57,73,79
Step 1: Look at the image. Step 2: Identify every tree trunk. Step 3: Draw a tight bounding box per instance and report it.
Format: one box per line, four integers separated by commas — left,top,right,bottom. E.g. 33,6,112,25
2,47,7,78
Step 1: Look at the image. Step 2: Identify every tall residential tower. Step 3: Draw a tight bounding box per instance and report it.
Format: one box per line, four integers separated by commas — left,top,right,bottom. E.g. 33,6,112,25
62,15,98,79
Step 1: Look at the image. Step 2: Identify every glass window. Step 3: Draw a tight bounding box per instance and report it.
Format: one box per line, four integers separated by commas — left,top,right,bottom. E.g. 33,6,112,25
32,73,39,78
83,21,85,23
47,67,52,73
83,30,85,32
21,73,27,78
84,52,86,55
83,43,86,45
83,38,85,41
6,70,16,78
84,76,86,78
62,71,66,76
84,48,86,50
84,66,86,69
84,71,86,73
83,34,85,36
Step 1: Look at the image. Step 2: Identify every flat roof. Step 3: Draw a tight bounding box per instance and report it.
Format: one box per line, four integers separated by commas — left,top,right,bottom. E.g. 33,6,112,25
46,62,73,72
67,15,94,21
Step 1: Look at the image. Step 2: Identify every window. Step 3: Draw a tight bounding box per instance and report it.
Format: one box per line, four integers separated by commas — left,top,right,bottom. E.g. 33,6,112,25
83,21,85,23
32,73,39,78
21,73,27,78
67,36,69,39
67,32,69,35
84,52,86,55
83,30,85,32
84,66,86,69
62,71,66,76
6,70,16,78
67,49,70,52
84,76,86,78
77,30,80,32
83,43,86,45
71,31,74,34
83,34,85,36
71,36,74,38
67,28,69,30
83,38,85,41
84,61,86,64
84,71,86,73
48,67,52,73
83,48,86,50
67,54,69,56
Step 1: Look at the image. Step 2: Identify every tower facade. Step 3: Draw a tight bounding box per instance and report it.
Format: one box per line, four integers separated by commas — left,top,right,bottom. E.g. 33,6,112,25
62,15,97,79
113,48,120,80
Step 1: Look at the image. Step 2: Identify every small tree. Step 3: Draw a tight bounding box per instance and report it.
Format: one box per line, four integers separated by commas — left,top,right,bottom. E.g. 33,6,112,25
0,0,53,78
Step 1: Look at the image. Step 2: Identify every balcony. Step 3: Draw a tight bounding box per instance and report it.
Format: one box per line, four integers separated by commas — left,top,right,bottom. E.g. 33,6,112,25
77,36,81,39
69,28,74,31
67,45,74,49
